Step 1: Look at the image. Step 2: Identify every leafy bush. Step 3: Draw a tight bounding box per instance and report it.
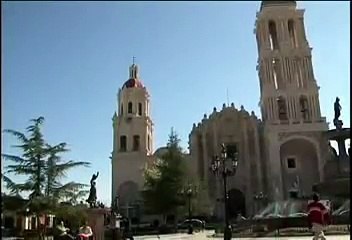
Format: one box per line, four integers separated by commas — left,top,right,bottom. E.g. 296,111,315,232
54,205,88,232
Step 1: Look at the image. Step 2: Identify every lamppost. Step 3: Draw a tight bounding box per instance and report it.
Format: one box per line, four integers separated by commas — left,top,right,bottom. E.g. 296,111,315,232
181,183,197,220
210,143,239,240
180,183,197,234
111,194,121,240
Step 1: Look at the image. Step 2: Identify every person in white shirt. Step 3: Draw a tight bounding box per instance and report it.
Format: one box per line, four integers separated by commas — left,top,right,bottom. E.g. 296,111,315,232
55,221,74,240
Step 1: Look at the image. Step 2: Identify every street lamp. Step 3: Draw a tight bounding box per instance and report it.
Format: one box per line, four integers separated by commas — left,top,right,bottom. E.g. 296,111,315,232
210,143,239,240
180,183,197,234
111,194,121,240
180,183,197,220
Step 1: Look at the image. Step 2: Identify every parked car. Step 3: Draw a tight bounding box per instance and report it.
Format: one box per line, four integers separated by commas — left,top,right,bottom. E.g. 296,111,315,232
177,219,204,229
338,210,349,216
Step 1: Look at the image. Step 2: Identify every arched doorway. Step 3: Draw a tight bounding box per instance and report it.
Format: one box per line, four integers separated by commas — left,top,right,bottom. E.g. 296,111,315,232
227,188,246,218
280,138,319,199
118,181,141,221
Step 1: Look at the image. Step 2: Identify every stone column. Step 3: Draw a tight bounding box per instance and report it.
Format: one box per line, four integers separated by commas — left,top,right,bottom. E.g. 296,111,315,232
298,17,308,46
267,136,284,201
241,121,253,216
202,132,208,185
263,19,270,50
273,97,279,121
253,124,263,191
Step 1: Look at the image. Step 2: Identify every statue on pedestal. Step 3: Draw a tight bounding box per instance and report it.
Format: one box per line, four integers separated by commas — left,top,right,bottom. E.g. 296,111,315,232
87,171,99,208
333,97,343,129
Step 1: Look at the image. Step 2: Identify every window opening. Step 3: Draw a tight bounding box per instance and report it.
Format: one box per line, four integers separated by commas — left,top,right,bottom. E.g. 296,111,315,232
133,135,140,151
120,136,127,152
277,97,288,120
299,96,309,120
269,21,279,50
287,158,296,169
128,102,133,114
138,103,142,116
288,20,298,48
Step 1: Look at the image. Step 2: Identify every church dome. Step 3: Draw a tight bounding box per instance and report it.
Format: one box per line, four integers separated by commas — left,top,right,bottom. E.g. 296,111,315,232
122,78,144,89
122,63,144,89
154,146,168,157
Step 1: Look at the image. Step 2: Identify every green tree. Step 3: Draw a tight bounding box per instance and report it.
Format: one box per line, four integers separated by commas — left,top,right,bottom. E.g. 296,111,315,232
2,117,91,238
143,128,186,224
54,204,88,232
192,180,213,217
3,117,47,198
2,117,90,206
3,117,90,200
45,143,89,200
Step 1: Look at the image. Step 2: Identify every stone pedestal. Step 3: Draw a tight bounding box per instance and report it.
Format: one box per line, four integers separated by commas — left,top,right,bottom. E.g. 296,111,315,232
325,128,350,177
86,208,109,240
316,127,350,198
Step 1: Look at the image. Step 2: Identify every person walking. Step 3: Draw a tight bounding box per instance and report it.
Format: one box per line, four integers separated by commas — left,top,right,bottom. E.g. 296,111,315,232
56,221,74,240
307,193,330,240
77,221,93,240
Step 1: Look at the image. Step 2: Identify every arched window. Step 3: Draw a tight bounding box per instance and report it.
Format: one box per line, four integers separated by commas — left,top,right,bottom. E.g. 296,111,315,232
299,96,309,120
269,21,279,50
277,96,288,120
288,19,298,48
128,102,133,114
272,58,283,89
138,103,142,116
133,135,140,151
226,144,238,160
120,136,127,152
120,104,123,116
147,135,150,151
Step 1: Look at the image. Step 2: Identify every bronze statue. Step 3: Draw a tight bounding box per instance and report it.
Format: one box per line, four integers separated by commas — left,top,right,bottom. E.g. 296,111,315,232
334,97,341,120
86,171,99,208
333,97,343,129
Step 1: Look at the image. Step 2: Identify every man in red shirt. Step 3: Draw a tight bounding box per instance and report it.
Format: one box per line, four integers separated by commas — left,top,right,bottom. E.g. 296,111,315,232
307,193,330,240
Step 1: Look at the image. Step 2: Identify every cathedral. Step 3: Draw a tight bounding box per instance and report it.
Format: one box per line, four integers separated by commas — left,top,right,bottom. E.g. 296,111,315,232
111,1,331,220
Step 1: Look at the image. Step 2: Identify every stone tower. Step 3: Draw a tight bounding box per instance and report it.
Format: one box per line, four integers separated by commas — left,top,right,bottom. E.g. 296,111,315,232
111,63,154,212
255,1,329,200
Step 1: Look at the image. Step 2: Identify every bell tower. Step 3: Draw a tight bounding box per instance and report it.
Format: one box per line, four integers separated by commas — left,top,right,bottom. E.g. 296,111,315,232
255,1,328,200
256,1,325,124
111,62,154,206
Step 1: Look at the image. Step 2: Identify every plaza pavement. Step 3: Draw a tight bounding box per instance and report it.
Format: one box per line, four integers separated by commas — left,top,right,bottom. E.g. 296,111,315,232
134,230,351,240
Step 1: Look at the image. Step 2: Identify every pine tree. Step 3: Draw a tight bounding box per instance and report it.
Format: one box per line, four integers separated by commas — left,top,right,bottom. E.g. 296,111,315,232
2,117,90,204
143,128,185,224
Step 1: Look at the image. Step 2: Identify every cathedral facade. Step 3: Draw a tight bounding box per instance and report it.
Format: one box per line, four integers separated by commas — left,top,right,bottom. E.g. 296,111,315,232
111,1,330,220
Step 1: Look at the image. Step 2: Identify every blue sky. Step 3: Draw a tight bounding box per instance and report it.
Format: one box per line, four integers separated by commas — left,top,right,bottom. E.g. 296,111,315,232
2,1,350,205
